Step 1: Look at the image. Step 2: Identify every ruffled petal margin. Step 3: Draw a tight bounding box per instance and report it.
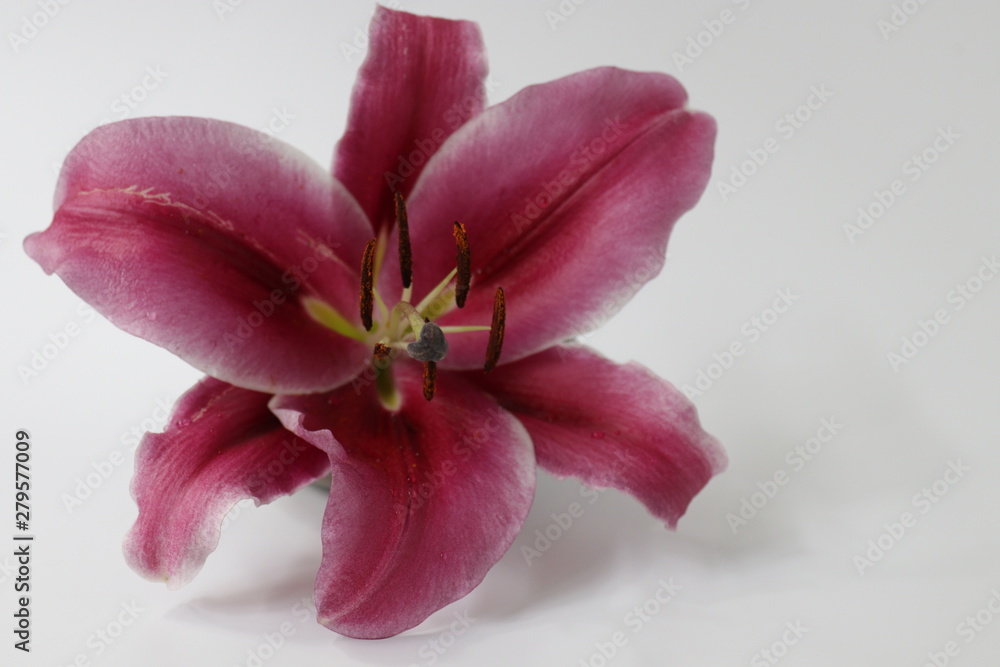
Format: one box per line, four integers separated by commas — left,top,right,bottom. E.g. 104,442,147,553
270,363,534,639
124,377,329,588
471,345,726,528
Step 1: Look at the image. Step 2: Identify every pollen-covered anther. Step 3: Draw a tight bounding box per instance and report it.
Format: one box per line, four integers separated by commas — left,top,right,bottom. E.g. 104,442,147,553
484,286,505,373
422,360,437,401
359,238,376,331
395,191,412,289
453,221,471,308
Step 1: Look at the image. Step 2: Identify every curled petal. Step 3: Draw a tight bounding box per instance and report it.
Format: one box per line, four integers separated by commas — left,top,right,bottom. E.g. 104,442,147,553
25,116,371,394
471,346,726,528
334,6,488,233
396,67,714,368
124,377,329,588
270,364,534,639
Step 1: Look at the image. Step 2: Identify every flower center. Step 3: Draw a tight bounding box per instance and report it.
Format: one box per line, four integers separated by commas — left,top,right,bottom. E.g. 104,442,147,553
306,191,505,408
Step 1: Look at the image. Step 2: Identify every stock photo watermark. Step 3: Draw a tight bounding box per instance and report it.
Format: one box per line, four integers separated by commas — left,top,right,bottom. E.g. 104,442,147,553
577,578,681,667
338,0,409,62
552,244,670,359
716,85,833,202
12,430,33,653
510,115,628,233
843,126,959,244
57,600,145,667
213,0,250,22
47,66,171,179
7,0,72,54
0,554,20,586
751,620,809,666
726,417,844,534
382,74,502,192
53,104,295,185
406,609,476,667
521,452,628,566
852,459,970,575
919,588,1000,667
231,597,322,667
386,407,511,515
17,302,96,385
544,0,591,31
222,234,338,351
877,0,934,40
187,107,296,210
886,254,997,371
670,0,758,71
109,65,169,118
61,397,172,512
682,288,799,399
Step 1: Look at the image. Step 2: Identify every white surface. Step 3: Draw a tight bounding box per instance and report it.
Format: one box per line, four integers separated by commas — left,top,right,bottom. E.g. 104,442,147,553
2,0,999,665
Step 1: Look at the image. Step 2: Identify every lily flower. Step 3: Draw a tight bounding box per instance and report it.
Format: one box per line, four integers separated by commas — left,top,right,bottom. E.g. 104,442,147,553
24,7,726,639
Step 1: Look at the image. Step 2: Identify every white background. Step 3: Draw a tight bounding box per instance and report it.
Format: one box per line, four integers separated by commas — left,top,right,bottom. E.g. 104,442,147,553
2,0,999,665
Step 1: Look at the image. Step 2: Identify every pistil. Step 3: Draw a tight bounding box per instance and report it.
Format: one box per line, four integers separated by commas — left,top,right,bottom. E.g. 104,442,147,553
406,321,448,363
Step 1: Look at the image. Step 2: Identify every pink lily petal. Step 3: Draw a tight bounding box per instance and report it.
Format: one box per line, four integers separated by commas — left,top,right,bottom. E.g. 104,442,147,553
472,346,726,528
394,67,714,368
124,377,329,588
333,6,488,233
270,363,534,639
25,116,373,394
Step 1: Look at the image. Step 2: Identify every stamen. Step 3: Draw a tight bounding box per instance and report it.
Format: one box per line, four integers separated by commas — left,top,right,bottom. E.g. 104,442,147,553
453,221,471,308
395,192,413,289
422,360,437,401
373,342,390,364
484,286,506,373
359,238,376,331
439,325,490,333
302,297,368,343
413,267,457,319
372,287,390,326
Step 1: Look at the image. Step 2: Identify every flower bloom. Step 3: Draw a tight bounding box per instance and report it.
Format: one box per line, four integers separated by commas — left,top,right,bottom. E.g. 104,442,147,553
24,7,726,639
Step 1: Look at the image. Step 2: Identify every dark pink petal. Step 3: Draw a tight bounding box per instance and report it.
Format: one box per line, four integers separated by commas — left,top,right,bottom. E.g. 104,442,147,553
270,363,534,639
124,377,329,588
394,67,714,368
471,346,726,528
333,6,488,233
25,117,372,393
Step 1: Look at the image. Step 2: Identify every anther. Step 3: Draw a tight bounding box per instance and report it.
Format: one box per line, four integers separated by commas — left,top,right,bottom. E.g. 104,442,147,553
453,221,471,308
484,286,505,373
373,342,390,363
422,360,437,401
359,238,376,331
395,191,413,289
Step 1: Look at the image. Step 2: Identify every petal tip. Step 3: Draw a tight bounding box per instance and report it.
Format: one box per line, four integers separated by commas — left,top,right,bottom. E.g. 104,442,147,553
22,230,57,274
